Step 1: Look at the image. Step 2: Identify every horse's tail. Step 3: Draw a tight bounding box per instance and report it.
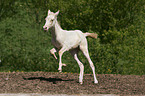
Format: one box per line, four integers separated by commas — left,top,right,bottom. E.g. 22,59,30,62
84,32,98,39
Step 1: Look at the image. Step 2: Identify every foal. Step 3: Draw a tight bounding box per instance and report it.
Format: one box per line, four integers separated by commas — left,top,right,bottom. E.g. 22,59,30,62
43,10,98,84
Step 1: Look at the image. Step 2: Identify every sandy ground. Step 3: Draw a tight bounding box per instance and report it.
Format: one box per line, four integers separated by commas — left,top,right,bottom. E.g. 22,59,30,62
0,93,120,96
0,72,144,95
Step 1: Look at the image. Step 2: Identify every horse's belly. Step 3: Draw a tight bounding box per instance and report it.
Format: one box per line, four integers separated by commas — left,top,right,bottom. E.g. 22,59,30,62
64,38,81,49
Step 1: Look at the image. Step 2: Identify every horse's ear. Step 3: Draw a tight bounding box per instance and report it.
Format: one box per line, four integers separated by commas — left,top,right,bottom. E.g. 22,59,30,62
55,10,59,16
48,10,51,15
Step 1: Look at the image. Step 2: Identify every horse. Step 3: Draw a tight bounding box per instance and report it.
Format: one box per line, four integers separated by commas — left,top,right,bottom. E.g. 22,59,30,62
43,10,98,84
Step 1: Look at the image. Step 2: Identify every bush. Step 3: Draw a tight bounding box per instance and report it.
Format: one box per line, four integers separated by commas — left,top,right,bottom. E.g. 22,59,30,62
0,0,144,75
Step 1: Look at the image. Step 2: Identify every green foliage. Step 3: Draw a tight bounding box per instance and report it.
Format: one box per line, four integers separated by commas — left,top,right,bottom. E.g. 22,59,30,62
0,0,144,75
0,0,17,20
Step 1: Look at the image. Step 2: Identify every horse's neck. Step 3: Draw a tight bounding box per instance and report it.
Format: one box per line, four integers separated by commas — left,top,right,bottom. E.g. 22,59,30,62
51,20,64,39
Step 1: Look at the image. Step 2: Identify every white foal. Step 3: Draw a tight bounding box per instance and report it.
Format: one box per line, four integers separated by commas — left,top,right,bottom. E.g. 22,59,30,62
43,10,98,84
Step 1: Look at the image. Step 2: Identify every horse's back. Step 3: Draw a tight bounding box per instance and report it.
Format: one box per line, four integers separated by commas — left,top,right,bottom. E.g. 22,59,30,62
63,30,85,49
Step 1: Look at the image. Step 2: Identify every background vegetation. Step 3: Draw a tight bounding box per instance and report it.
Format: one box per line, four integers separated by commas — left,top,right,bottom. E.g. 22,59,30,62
0,0,145,75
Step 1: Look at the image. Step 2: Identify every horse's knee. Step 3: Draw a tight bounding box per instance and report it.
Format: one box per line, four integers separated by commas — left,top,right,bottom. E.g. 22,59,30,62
59,51,63,56
50,48,56,54
79,63,84,69
59,47,67,56
90,63,95,69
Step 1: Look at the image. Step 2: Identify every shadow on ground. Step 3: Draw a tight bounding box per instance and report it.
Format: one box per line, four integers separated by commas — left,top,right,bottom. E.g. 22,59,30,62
23,77,74,84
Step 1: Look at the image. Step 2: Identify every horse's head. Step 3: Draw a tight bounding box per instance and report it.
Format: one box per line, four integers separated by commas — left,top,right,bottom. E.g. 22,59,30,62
43,10,59,31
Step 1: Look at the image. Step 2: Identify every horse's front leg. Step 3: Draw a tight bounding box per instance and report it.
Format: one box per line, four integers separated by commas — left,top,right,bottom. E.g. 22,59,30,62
58,47,67,72
50,48,57,59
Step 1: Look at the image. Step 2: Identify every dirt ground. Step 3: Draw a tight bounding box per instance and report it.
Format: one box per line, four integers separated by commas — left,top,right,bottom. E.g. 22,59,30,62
0,72,144,95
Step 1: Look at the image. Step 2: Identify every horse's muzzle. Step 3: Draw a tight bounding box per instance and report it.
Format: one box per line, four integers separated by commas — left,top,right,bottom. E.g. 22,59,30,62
43,26,49,31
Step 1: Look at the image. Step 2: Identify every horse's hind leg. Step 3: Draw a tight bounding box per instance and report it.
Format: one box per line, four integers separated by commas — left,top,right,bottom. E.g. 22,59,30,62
80,43,98,84
70,49,84,84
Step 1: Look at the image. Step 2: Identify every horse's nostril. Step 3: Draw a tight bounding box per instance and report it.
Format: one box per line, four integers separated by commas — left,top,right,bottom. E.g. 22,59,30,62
43,27,46,30
43,27,48,31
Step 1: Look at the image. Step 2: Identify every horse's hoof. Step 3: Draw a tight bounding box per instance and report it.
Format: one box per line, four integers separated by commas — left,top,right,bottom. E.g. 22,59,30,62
59,70,62,72
58,68,62,72
62,64,66,66
94,80,98,84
